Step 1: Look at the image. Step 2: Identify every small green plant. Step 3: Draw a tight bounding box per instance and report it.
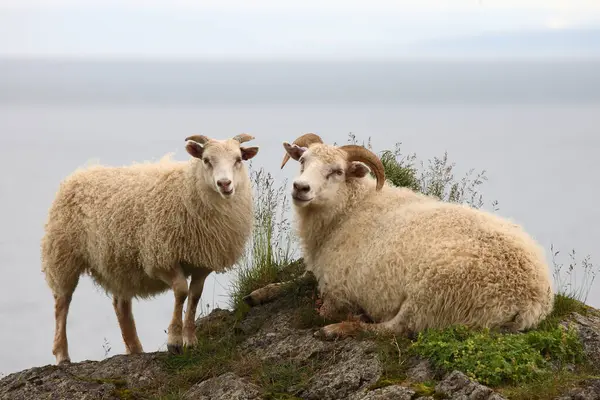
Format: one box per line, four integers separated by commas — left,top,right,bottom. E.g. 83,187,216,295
536,293,590,331
345,132,495,210
411,324,584,387
368,334,412,390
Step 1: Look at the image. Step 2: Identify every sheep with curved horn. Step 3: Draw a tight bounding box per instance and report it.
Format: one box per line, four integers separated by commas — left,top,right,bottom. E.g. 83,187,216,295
245,133,553,340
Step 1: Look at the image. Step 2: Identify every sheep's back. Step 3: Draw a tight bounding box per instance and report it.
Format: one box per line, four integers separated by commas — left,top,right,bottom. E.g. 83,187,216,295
42,161,254,297
311,194,552,329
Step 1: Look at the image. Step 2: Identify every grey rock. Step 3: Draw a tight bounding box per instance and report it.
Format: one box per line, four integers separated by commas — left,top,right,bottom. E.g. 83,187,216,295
300,340,382,400
351,384,415,400
556,379,600,400
435,370,507,400
183,372,262,400
566,312,600,367
406,358,436,382
0,352,164,400
240,308,334,362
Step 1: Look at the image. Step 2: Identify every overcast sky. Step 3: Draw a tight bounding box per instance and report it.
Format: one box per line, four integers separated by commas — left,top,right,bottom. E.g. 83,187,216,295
1,0,600,58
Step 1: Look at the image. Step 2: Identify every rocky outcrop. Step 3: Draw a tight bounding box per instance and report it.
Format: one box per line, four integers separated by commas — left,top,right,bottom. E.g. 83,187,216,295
0,353,165,400
2,292,600,400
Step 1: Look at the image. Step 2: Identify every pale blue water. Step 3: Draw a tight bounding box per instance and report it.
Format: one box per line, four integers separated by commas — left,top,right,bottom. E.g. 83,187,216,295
0,60,599,375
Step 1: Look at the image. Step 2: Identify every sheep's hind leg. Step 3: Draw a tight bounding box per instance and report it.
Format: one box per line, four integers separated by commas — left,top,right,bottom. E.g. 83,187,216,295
182,267,212,349
52,293,73,365
112,296,143,354
50,269,81,365
158,268,189,355
314,302,410,341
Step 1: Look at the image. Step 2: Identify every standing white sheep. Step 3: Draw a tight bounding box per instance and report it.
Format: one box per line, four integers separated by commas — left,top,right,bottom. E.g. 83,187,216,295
245,133,554,340
41,134,259,364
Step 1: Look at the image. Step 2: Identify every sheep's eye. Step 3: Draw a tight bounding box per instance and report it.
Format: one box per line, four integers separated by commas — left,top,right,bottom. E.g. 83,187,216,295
235,157,242,164
328,169,343,178
203,158,211,166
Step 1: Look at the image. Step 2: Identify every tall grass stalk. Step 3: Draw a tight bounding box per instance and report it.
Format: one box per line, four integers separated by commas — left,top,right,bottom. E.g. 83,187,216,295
228,166,296,309
551,244,598,304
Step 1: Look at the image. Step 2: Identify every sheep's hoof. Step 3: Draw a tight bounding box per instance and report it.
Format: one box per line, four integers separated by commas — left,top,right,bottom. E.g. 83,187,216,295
314,322,362,341
167,343,183,355
183,336,198,349
242,294,258,307
57,358,71,366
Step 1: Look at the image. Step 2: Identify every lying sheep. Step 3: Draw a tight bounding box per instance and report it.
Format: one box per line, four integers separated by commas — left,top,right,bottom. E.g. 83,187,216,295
245,133,554,340
41,134,259,364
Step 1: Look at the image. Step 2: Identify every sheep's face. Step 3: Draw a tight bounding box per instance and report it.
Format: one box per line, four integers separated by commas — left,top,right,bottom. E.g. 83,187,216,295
283,142,371,208
186,139,259,198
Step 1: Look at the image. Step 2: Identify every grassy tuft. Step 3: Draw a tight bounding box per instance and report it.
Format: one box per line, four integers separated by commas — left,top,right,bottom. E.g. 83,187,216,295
228,167,297,311
497,369,597,400
253,359,319,399
160,312,243,389
410,324,585,387
345,132,495,210
536,294,590,331
367,334,412,390
551,244,598,304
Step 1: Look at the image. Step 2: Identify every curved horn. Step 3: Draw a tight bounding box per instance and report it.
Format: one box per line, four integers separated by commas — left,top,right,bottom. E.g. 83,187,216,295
281,133,324,169
232,133,255,144
339,145,385,191
185,135,211,144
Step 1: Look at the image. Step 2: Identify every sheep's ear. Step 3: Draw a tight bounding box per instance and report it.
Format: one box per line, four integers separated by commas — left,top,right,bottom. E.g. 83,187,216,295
347,161,370,179
186,140,204,159
283,142,306,161
241,146,259,160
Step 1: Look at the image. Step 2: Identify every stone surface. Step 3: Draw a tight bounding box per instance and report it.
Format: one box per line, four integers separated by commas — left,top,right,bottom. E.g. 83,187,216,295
566,312,600,367
183,372,263,400
299,340,382,400
556,379,600,400
351,384,415,400
435,370,507,400
0,353,164,400
405,358,436,382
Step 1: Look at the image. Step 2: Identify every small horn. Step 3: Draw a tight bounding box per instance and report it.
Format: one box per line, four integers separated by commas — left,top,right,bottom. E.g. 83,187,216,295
339,145,385,191
232,133,255,144
185,135,211,144
281,133,324,169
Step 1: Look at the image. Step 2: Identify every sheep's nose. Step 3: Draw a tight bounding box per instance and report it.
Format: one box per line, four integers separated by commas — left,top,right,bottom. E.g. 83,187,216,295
217,179,232,188
293,181,310,193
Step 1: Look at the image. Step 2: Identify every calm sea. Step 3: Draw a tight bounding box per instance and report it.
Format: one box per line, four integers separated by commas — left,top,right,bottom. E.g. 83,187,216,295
1,59,599,375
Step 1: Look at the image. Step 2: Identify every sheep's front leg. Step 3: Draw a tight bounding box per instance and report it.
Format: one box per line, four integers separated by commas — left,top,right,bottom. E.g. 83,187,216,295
182,267,212,349
112,296,143,354
243,271,315,307
158,268,189,355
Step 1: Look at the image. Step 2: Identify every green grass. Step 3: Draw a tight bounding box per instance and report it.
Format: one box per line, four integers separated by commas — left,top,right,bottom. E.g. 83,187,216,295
411,324,585,387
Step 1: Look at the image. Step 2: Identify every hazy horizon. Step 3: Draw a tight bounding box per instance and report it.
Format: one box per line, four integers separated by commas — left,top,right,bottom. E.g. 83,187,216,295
2,58,600,106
